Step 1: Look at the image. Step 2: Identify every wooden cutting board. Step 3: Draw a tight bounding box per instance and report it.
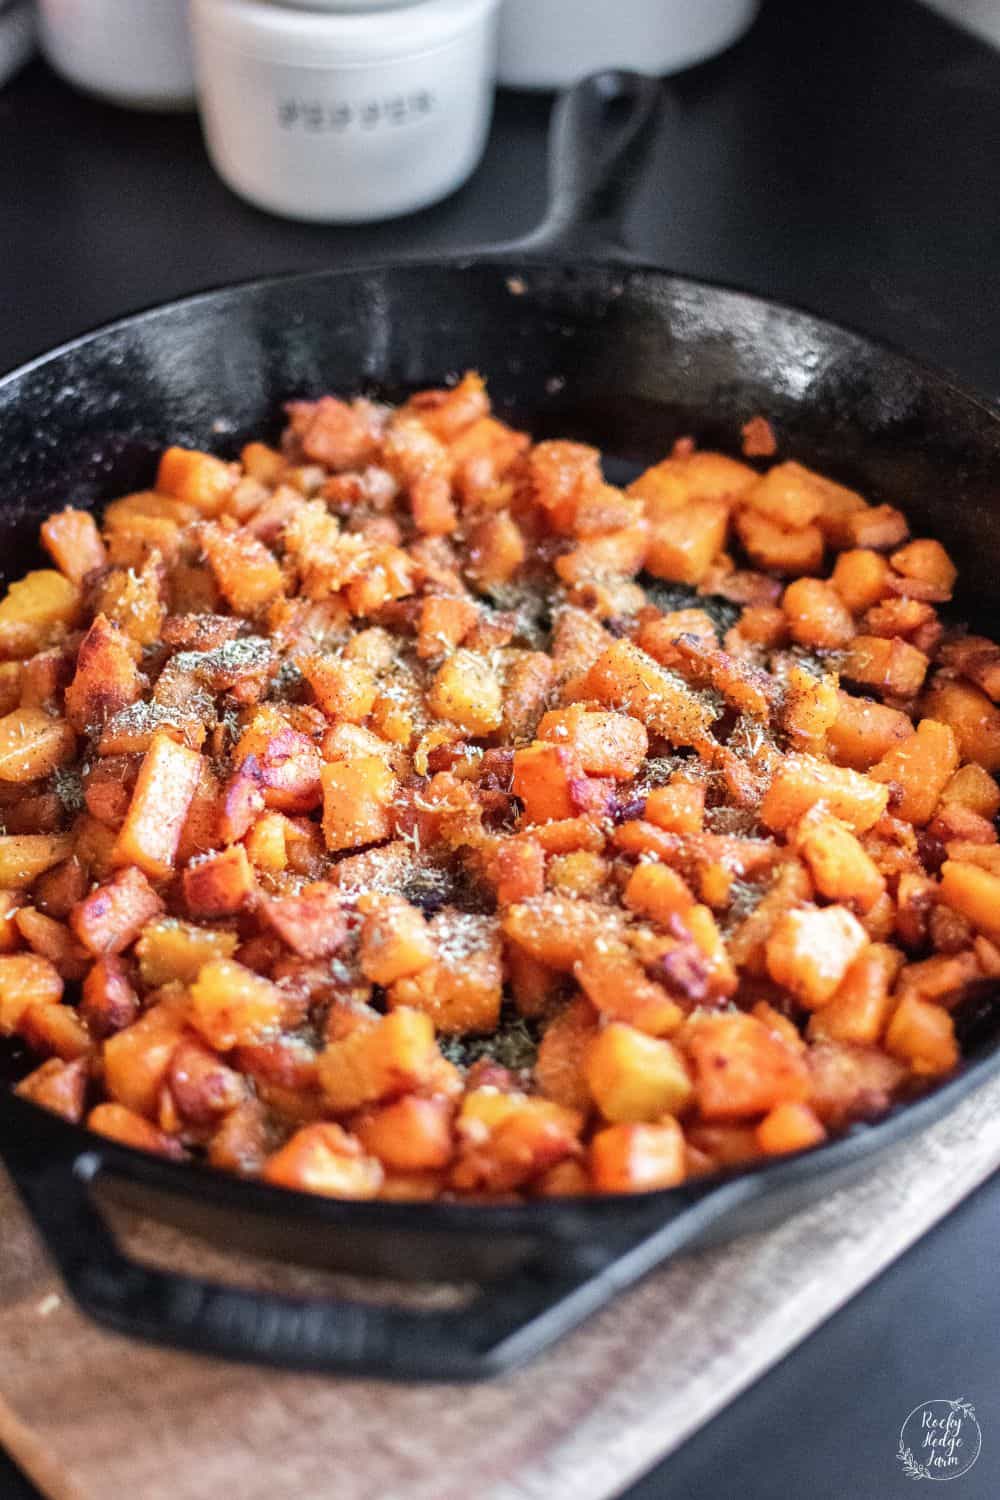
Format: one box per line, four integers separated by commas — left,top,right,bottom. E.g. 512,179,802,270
2,1073,1000,1500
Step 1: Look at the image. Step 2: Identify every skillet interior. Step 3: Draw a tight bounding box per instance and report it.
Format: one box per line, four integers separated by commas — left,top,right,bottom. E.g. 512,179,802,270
1,258,1000,1288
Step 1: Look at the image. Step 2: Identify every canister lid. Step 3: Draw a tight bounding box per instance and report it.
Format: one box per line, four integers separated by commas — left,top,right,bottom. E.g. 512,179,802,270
191,0,499,65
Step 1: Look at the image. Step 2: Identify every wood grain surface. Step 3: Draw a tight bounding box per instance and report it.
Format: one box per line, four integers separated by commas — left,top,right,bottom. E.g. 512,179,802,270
2,1074,1000,1500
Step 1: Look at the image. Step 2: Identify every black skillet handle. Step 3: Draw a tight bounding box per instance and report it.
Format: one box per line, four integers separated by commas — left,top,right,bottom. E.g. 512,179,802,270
2,1132,754,1381
513,71,667,260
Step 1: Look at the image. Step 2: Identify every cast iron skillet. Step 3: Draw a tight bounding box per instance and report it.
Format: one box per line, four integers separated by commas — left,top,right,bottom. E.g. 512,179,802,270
1,74,999,1383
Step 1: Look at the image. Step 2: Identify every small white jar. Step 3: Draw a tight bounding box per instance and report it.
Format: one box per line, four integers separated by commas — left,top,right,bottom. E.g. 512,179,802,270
498,0,760,90
37,0,196,110
190,0,501,223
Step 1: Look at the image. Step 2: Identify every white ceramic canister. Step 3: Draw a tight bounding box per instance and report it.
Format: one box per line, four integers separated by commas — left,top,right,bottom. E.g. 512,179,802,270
190,0,501,223
36,0,196,110
498,0,760,90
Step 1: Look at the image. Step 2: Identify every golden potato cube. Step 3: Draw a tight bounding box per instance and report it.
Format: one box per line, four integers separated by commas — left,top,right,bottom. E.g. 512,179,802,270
0,708,75,783
585,1023,693,1123
188,958,285,1052
427,650,502,735
136,919,239,988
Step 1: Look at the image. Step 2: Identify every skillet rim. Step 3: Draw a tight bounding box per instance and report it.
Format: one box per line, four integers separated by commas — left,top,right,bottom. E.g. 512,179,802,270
2,253,998,429
1,250,999,1233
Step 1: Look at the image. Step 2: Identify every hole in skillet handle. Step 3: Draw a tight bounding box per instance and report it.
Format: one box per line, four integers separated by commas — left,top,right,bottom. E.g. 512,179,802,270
508,70,668,262
0,1101,753,1380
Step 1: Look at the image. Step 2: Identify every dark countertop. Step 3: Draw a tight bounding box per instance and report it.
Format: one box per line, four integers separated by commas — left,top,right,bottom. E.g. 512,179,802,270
1,1,998,1495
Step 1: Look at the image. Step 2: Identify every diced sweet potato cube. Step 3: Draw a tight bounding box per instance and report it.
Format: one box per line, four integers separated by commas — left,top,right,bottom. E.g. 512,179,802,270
556,523,649,585
358,894,435,984
939,859,1000,941
586,1023,692,1122
300,654,377,723
427,650,502,736
921,677,1000,771
41,508,107,584
537,706,648,779
488,837,546,905
825,691,915,770
533,996,599,1112
590,1118,686,1192
766,903,868,1008
575,940,684,1037
466,511,526,587
583,640,715,744
14,907,88,980
503,894,624,972
837,504,908,551
15,1055,88,1122
511,742,581,824
258,884,346,964
529,440,602,533
623,862,695,926
207,1098,271,1175
938,634,1000,702
890,537,956,594
781,666,839,752
103,997,187,1117
644,498,729,585
746,461,831,528
643,778,705,834
234,714,322,815
807,1040,905,1126
807,943,902,1046
760,753,888,832
183,844,255,917
200,523,284,615
353,1095,454,1172
628,451,755,515
81,954,140,1038
321,756,396,852
344,545,415,617
452,1091,583,1193
388,913,502,1034
244,810,290,873
0,834,74,890
735,509,824,576
940,763,1000,819
0,952,63,1033
157,446,235,515
688,1012,811,1119
869,717,959,825
167,1037,247,1126
831,548,893,614
71,865,164,956
64,614,142,733
217,765,266,847
782,577,855,649
842,635,928,699
87,1102,185,1159
113,732,203,879
135,921,237,990
895,951,980,1007
19,1000,91,1060
0,892,20,951
756,1101,826,1155
885,993,959,1077
793,811,886,911
0,570,81,658
0,707,75,784
188,958,285,1051
317,1007,440,1113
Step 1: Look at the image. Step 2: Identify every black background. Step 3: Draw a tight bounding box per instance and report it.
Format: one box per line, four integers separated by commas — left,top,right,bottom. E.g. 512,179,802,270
1,0,999,1495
